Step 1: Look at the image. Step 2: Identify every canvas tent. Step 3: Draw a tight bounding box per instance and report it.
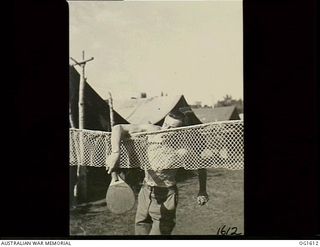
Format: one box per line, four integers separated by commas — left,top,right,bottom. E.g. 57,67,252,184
113,95,202,181
193,105,240,123
114,94,202,126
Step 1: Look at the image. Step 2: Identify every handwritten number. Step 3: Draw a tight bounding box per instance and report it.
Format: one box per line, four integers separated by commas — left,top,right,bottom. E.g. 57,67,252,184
217,225,242,236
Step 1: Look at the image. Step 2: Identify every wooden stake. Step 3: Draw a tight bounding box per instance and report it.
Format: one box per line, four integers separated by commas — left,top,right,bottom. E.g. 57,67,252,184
107,92,119,180
70,51,94,203
108,92,115,128
69,103,75,128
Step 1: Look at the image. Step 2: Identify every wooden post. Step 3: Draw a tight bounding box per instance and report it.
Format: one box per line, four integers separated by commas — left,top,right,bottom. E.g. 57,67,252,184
70,51,94,204
108,92,114,128
69,103,75,128
78,51,85,130
108,92,120,180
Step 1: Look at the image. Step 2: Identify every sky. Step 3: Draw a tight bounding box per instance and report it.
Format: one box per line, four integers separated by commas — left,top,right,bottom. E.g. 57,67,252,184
69,0,243,106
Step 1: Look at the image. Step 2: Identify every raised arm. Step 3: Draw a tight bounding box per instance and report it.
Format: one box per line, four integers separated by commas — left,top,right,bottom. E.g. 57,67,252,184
197,168,209,205
106,124,160,174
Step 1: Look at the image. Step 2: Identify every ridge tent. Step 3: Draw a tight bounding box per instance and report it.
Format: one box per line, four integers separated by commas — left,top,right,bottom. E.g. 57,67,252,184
113,94,203,182
113,94,202,126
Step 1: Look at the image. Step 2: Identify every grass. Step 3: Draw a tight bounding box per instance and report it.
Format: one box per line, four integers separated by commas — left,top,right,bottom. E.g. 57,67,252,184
70,168,243,236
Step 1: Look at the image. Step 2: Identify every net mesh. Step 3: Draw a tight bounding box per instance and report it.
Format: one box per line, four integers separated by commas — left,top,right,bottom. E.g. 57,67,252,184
70,120,243,170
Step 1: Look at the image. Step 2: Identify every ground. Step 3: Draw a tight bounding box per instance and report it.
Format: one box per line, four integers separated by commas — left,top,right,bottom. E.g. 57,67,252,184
70,168,243,236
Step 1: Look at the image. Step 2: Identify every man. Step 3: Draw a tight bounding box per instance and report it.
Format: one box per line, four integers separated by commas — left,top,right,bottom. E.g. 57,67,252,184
106,110,209,235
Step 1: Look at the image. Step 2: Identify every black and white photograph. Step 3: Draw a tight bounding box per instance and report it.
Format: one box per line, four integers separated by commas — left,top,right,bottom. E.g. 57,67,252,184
10,0,318,241
68,0,243,236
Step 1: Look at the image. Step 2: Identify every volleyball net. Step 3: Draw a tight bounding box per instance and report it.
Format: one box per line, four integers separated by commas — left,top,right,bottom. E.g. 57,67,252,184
69,120,243,170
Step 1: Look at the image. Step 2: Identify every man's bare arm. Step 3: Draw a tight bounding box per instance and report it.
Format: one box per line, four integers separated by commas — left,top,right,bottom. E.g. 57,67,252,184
197,168,209,205
106,124,160,174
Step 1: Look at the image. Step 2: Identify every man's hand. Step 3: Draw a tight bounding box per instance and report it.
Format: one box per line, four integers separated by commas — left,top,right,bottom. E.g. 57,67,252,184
106,152,120,174
197,191,209,206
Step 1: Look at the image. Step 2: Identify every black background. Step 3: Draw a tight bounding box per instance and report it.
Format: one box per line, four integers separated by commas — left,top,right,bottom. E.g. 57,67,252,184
6,0,318,239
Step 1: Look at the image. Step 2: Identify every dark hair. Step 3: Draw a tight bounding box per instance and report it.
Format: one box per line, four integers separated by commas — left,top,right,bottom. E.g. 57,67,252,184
168,109,185,121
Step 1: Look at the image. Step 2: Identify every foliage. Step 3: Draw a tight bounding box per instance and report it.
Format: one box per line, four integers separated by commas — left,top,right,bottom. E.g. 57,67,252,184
214,95,243,113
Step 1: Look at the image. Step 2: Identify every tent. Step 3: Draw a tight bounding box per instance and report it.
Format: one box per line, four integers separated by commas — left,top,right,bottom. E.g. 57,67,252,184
114,95,202,126
193,105,240,123
114,94,202,181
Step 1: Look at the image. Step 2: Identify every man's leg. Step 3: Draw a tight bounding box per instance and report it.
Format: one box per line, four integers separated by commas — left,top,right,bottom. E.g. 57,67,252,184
135,186,152,235
149,187,178,235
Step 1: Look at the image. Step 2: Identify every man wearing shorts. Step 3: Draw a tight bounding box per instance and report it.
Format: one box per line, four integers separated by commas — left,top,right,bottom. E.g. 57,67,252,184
106,110,209,235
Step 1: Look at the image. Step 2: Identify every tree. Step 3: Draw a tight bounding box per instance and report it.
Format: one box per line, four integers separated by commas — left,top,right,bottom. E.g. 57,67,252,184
215,95,243,113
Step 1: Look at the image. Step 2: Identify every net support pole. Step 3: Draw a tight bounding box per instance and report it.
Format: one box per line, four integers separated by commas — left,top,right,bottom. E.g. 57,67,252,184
69,104,77,207
107,92,119,181
108,92,114,128
71,51,94,203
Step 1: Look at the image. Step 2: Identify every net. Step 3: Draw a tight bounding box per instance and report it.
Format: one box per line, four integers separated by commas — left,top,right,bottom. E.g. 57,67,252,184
69,120,243,170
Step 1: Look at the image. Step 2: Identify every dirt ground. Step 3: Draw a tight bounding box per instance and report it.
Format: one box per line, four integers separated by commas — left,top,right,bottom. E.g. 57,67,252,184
70,168,243,236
